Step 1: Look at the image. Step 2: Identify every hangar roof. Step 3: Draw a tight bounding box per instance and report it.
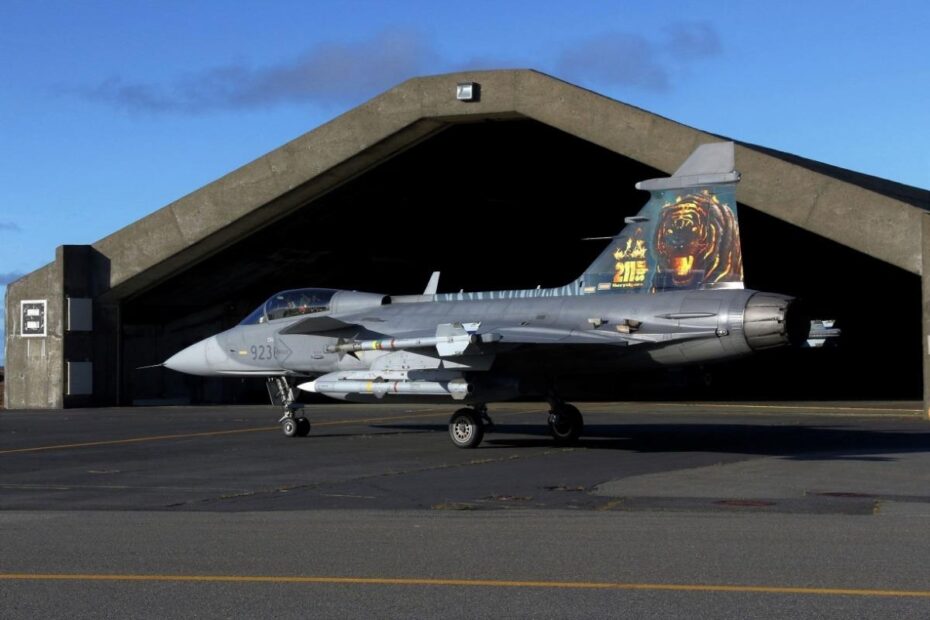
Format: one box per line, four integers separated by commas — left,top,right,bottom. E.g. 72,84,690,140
83,69,929,300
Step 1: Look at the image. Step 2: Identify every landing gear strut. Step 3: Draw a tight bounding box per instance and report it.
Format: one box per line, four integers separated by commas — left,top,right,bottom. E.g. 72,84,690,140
268,377,311,438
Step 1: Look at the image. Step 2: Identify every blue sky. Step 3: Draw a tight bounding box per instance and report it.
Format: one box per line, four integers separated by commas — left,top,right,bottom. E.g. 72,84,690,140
1,1,928,363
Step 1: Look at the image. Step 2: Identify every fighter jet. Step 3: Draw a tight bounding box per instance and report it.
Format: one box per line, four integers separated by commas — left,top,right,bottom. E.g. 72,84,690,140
164,142,816,448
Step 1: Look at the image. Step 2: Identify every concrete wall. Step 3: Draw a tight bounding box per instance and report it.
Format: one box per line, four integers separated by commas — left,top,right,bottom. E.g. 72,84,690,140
4,245,113,409
5,260,64,409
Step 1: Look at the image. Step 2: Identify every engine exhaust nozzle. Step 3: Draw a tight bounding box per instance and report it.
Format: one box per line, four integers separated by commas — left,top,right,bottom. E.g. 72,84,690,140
744,293,810,350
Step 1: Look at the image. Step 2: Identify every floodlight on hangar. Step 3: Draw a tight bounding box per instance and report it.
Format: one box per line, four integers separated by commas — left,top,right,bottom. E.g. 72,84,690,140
456,82,479,101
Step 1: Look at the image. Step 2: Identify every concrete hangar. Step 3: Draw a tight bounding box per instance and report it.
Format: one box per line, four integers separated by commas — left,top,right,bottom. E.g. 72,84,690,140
4,70,930,413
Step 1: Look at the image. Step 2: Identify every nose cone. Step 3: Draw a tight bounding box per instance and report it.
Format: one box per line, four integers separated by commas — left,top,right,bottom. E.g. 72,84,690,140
164,336,226,376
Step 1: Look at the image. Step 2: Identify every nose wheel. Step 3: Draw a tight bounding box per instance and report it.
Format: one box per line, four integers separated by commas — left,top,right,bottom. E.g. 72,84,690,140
281,415,311,438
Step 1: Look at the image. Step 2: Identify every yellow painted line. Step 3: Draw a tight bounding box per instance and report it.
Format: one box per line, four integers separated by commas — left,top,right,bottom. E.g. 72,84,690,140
0,410,453,456
0,573,928,598
0,426,277,455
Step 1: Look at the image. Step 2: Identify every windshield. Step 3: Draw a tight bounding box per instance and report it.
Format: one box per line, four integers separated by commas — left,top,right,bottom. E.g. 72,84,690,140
238,288,337,325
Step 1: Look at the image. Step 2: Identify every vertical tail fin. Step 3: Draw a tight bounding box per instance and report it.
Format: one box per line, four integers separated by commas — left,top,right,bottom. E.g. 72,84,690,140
580,142,744,294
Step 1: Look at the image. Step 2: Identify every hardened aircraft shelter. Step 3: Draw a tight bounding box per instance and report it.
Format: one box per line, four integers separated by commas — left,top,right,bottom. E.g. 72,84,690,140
4,70,929,412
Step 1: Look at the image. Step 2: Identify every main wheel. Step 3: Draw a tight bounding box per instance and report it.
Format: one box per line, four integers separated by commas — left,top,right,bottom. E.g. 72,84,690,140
295,417,311,437
282,418,298,437
548,404,583,444
449,409,484,449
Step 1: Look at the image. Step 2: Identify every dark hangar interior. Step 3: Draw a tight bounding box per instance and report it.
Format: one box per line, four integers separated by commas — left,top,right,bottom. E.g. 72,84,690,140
121,120,921,405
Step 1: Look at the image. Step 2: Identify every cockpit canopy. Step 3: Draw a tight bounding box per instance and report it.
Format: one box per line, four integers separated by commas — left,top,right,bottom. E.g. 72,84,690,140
239,288,337,325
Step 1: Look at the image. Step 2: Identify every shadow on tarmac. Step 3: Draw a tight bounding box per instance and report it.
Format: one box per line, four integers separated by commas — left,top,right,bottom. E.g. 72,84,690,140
372,422,930,460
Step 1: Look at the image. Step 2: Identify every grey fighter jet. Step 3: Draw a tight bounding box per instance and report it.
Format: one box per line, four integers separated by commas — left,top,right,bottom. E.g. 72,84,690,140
165,142,815,448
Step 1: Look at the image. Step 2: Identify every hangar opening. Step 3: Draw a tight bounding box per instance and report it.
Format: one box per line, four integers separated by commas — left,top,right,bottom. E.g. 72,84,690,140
120,120,921,405
122,120,662,404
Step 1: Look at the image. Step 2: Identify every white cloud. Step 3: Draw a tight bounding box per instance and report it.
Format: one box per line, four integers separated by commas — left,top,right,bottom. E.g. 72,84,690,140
76,29,434,114
72,22,722,114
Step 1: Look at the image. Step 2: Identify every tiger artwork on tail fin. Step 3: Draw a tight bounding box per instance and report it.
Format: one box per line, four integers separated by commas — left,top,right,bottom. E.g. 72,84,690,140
652,189,743,291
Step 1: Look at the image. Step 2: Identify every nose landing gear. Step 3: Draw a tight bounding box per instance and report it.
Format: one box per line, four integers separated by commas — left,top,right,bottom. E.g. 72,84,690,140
268,377,311,438
281,413,311,437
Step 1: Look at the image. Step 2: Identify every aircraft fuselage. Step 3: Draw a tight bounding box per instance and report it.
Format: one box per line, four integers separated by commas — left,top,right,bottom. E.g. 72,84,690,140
166,287,806,403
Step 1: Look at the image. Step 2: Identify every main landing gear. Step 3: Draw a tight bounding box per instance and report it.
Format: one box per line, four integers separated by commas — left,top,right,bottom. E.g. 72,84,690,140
447,401,584,449
448,405,492,449
547,402,583,444
268,377,310,438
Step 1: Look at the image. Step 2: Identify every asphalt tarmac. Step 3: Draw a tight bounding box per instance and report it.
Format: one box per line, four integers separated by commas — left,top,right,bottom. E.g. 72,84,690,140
2,401,930,618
